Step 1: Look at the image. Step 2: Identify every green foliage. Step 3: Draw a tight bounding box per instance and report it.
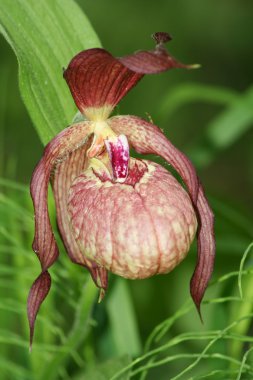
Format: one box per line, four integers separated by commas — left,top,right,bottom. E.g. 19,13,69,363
1,175,253,379
0,0,101,144
160,83,253,168
109,242,253,379
84,355,131,380
0,145,252,379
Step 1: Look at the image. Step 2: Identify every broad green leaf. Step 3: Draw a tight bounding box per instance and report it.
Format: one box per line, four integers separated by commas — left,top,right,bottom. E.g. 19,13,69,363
0,62,10,176
0,0,101,145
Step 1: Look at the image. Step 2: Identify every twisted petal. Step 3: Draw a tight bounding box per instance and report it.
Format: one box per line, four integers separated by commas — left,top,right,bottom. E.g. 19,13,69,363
27,271,51,350
190,186,215,314
52,135,108,295
64,34,191,119
28,121,92,346
108,115,215,315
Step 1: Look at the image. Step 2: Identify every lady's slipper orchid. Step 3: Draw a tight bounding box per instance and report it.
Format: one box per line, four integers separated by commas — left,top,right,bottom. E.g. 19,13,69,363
28,32,215,347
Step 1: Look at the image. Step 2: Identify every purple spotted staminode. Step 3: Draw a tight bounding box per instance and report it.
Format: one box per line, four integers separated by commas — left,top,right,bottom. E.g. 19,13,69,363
28,32,215,348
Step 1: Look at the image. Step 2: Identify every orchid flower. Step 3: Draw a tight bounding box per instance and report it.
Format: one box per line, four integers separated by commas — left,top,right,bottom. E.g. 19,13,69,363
27,32,215,347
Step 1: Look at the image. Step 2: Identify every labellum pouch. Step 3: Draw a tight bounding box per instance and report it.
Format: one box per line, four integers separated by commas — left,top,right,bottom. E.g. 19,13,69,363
68,159,197,279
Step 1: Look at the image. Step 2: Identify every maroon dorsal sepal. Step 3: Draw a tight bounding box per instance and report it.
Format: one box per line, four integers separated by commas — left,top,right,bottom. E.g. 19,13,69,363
63,33,196,120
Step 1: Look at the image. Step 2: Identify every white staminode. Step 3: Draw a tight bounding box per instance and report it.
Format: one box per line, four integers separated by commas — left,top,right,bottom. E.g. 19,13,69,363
105,134,129,183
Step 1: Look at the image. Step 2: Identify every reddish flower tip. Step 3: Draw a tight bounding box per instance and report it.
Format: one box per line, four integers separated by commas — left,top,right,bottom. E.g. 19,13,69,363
98,288,106,303
152,32,172,45
27,271,51,350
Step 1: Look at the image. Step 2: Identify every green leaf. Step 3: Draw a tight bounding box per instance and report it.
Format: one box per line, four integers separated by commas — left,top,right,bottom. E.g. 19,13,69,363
160,83,239,119
38,278,98,380
187,87,253,167
228,242,253,363
106,278,142,357
83,355,131,380
159,83,253,168
0,357,33,380
206,87,253,148
0,0,101,145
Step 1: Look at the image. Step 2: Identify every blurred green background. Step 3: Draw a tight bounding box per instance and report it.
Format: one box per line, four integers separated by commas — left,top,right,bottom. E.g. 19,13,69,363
0,0,253,379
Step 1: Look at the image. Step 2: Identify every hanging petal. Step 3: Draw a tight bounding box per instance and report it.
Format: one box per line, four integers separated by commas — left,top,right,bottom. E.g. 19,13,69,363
29,121,92,346
52,135,108,294
190,186,215,315
108,115,215,315
64,33,194,120
31,121,92,270
27,271,51,351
